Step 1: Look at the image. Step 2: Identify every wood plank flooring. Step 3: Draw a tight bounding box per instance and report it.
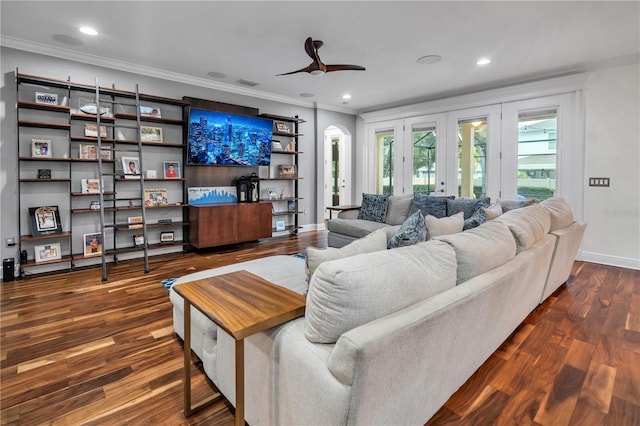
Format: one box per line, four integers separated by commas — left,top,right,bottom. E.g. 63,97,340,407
1,231,639,425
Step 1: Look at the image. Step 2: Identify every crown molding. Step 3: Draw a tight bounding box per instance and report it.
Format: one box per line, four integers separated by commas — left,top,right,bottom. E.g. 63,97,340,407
1,35,357,115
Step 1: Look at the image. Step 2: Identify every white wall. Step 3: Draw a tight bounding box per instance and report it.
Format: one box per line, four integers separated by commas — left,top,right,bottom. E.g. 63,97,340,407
581,63,640,269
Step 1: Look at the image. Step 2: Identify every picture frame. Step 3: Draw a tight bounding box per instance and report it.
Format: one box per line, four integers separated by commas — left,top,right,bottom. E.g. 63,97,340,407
133,234,145,247
163,161,181,179
140,126,163,142
79,143,98,160
81,178,101,194
34,242,62,263
158,218,172,225
31,138,52,158
278,164,297,179
160,231,174,243
83,232,103,257
35,92,58,105
128,216,143,229
37,169,51,179
121,156,141,178
274,121,291,133
84,123,107,138
288,200,297,213
275,220,286,231
144,188,168,207
271,141,283,152
90,201,100,210
140,106,161,117
29,206,63,237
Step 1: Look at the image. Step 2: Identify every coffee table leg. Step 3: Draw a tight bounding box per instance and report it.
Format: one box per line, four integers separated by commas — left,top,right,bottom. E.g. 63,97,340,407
184,299,193,416
235,338,245,426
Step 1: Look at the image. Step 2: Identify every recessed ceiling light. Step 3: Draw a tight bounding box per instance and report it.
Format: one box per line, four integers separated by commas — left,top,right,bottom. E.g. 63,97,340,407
342,94,352,100
299,93,314,98
79,26,98,36
476,58,491,66
417,55,442,65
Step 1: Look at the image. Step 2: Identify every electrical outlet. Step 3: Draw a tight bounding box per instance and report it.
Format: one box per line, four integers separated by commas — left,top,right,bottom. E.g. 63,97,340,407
6,237,15,247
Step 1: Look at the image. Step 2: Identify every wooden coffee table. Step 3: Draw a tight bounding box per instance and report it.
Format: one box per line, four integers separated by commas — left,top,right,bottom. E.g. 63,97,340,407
173,270,306,426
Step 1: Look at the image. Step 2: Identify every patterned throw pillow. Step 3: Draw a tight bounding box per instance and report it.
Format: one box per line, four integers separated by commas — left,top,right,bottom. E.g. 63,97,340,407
387,210,426,249
409,194,453,219
463,202,490,230
357,193,389,223
446,197,490,219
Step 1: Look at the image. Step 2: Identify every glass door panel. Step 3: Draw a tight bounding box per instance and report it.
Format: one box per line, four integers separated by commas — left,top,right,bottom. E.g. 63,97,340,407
457,117,488,198
404,114,447,195
375,129,395,195
517,109,557,200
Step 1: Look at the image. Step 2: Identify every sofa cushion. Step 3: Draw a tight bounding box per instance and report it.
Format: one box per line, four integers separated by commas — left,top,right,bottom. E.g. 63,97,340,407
385,194,413,225
305,240,457,343
501,198,538,213
540,197,574,231
495,204,551,253
409,194,453,219
388,210,426,248
306,229,387,290
447,197,490,219
327,218,391,239
482,202,503,220
434,221,517,285
357,193,389,222
425,211,464,239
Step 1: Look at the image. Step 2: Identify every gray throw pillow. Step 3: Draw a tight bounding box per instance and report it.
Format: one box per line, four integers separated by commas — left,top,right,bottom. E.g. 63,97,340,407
463,202,490,230
409,194,453,218
357,193,389,223
447,197,490,219
387,210,426,248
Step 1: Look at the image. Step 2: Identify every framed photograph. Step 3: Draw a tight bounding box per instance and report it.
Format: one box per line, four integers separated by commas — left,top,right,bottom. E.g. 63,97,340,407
100,149,112,160
160,231,174,243
274,121,291,133
121,156,141,178
34,243,62,263
90,201,100,210
140,126,163,142
35,92,58,105
163,161,181,179
84,123,107,138
83,232,102,257
278,164,297,179
81,178,101,194
271,141,283,152
140,106,161,117
158,219,172,225
31,138,52,158
79,143,98,159
37,169,51,179
29,206,63,237
288,200,297,213
128,216,143,229
133,234,145,247
275,220,286,231
144,188,168,207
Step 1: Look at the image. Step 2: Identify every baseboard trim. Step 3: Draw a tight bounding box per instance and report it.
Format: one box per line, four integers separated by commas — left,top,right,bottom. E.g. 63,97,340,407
579,250,640,270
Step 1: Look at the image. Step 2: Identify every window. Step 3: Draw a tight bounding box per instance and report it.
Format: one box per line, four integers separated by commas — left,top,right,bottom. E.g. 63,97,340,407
457,117,487,198
376,130,394,195
517,109,558,200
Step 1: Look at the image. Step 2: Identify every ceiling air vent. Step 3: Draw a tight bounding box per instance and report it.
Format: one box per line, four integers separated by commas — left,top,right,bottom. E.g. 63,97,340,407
235,78,259,87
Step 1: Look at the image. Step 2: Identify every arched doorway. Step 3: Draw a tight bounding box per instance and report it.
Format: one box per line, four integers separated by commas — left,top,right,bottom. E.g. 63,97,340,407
323,125,352,219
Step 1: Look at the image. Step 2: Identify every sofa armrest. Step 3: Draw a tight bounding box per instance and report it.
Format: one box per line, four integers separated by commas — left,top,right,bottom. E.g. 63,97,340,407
337,209,360,219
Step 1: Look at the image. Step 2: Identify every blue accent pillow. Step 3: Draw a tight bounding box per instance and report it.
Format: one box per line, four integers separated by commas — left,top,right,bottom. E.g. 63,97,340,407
447,197,491,219
463,202,490,230
388,210,426,249
357,193,389,223
409,194,453,219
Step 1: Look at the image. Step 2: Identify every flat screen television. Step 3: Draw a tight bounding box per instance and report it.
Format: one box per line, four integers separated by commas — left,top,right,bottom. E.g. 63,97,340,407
187,107,273,166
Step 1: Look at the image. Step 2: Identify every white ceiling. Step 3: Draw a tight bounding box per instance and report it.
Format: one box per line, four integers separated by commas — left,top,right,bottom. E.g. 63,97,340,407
1,1,639,114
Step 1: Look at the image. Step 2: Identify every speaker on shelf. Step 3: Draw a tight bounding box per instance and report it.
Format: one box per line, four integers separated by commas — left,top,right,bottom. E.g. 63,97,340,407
3,258,15,281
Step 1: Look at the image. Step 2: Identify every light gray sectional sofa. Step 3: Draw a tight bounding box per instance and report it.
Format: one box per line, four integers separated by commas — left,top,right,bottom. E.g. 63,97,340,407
170,196,585,425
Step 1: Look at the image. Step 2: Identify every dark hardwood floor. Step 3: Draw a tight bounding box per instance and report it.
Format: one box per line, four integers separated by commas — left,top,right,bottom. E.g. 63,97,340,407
1,231,639,425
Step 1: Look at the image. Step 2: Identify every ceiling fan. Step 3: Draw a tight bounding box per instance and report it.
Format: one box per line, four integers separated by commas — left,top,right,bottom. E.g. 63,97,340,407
278,37,366,76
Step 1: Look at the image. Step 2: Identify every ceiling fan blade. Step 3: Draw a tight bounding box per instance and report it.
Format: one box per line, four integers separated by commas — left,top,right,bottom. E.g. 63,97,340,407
277,64,314,76
304,37,321,64
325,64,366,72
